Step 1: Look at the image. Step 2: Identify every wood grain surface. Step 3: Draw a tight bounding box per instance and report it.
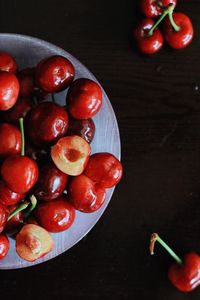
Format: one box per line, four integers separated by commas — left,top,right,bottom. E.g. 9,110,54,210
0,0,200,299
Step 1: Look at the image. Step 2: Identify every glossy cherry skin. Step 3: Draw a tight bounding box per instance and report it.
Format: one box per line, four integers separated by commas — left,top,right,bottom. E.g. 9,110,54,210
34,162,68,201
36,55,75,93
1,155,39,194
0,180,24,206
18,68,35,97
68,115,95,143
0,203,9,233
26,102,69,147
168,253,200,292
84,153,123,188
0,71,20,110
0,234,10,259
0,97,33,125
5,204,24,235
0,123,21,159
67,78,102,119
140,0,176,18
68,174,106,213
0,52,17,74
133,19,163,54
163,13,194,49
35,197,76,232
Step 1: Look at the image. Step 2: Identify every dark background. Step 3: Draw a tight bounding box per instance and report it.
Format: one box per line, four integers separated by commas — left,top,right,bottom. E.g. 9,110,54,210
0,0,200,299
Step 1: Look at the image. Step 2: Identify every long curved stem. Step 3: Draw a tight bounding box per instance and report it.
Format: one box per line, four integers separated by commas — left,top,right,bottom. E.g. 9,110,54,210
8,201,29,221
23,195,37,219
19,118,25,156
150,233,182,265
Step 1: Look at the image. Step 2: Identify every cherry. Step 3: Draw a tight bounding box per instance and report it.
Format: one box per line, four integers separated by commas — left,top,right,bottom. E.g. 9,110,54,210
0,52,17,74
0,180,24,206
0,123,22,159
68,174,106,213
18,68,35,97
26,102,69,147
0,234,10,259
133,18,163,54
1,118,39,194
5,204,24,235
67,78,102,119
0,71,20,110
25,143,48,162
0,97,33,125
84,153,123,188
140,0,176,18
0,203,9,233
34,162,68,201
67,115,95,143
35,196,76,232
36,55,75,93
163,12,194,49
150,233,200,292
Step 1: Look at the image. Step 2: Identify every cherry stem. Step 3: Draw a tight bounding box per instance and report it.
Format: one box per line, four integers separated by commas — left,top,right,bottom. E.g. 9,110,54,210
19,118,25,156
150,233,183,265
23,195,37,219
8,201,29,221
168,10,181,32
148,3,175,36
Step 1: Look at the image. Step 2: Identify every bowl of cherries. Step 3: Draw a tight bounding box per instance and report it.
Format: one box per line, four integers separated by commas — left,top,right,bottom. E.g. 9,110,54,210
0,33,122,269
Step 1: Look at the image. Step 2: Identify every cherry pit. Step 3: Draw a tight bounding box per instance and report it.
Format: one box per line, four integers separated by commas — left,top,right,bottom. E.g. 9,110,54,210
0,51,123,262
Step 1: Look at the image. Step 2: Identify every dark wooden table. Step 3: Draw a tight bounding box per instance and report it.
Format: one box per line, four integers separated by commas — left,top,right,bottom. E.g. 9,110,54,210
0,0,200,299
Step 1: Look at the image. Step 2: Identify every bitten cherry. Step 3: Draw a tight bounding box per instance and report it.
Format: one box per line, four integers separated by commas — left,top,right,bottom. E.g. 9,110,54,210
150,233,200,292
67,78,102,119
0,234,10,259
140,0,177,18
36,55,75,93
0,52,17,73
0,71,20,110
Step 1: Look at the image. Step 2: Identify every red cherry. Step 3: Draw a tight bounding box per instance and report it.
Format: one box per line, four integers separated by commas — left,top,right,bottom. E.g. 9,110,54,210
5,204,24,235
168,253,200,292
67,78,102,119
133,18,163,54
18,68,35,97
0,71,20,110
0,123,22,159
67,115,95,143
36,55,75,93
0,180,24,206
0,203,9,233
26,102,69,147
0,52,17,74
34,162,68,201
0,234,10,259
35,196,76,232
68,174,106,213
0,97,33,125
1,155,39,194
163,13,194,49
84,153,123,188
140,0,176,18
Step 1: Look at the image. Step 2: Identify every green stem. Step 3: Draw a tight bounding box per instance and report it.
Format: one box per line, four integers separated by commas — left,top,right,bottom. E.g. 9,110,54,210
148,3,175,36
19,118,25,156
8,201,29,221
150,233,182,265
168,10,181,32
23,195,37,219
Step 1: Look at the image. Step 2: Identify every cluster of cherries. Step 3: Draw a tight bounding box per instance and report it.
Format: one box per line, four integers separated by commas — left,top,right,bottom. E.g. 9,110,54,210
0,51,123,262
133,0,194,54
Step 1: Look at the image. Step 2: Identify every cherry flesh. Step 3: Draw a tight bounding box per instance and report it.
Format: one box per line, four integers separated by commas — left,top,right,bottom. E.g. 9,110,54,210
0,123,22,159
68,174,106,213
140,0,177,18
0,234,10,259
0,180,24,206
68,115,95,143
0,71,20,110
67,78,102,119
84,153,123,188
0,52,17,74
36,55,75,93
35,196,76,232
34,162,68,201
26,102,69,147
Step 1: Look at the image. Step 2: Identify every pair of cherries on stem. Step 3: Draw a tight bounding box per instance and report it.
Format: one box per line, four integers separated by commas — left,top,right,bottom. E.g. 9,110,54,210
134,4,194,54
150,233,200,292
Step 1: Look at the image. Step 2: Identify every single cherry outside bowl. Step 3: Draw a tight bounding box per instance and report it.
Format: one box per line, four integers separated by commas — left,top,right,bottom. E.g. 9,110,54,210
0,33,121,269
